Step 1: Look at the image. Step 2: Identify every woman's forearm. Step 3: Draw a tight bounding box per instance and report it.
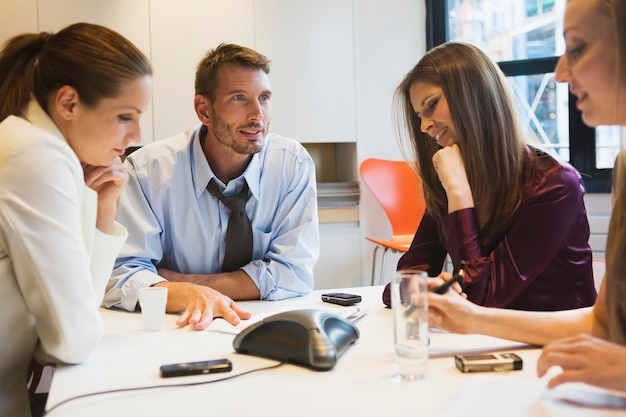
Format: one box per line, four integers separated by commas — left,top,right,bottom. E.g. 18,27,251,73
469,305,595,346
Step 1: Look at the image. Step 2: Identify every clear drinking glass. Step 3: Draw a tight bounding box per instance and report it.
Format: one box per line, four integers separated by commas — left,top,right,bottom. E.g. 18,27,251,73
391,270,429,380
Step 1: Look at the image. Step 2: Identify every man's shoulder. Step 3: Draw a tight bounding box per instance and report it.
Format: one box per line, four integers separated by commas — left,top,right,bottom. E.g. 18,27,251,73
131,128,195,158
264,133,310,158
126,127,196,170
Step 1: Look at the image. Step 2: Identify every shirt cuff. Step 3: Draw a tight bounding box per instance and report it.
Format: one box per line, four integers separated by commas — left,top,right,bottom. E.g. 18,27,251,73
118,270,166,311
241,260,267,299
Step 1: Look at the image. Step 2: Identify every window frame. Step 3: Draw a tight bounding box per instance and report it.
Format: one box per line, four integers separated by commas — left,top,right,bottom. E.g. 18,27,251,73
426,0,611,193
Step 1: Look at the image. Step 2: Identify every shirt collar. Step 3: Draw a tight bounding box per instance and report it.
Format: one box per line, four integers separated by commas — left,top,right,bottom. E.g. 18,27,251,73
23,99,68,146
191,125,262,200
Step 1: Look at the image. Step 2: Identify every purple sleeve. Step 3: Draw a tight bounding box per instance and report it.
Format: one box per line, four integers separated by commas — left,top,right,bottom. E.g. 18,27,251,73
383,213,447,307
443,164,591,308
397,212,448,276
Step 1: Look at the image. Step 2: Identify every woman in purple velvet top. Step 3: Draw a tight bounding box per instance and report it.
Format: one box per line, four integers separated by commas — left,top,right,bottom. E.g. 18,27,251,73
383,41,596,311
428,0,626,392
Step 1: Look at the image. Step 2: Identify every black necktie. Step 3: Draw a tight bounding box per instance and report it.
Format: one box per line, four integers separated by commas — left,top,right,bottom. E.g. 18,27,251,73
207,178,253,272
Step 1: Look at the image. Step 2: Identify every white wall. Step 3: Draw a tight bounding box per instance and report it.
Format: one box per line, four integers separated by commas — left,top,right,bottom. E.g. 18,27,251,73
149,0,257,141
585,194,611,261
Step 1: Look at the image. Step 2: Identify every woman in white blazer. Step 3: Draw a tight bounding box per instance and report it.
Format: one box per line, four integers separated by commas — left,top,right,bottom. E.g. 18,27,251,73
0,23,152,417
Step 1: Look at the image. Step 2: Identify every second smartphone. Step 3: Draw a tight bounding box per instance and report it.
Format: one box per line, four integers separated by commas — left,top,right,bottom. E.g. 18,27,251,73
454,352,523,373
160,359,232,378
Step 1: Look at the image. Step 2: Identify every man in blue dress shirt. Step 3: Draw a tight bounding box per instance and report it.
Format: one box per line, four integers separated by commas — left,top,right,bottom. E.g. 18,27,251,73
105,44,319,330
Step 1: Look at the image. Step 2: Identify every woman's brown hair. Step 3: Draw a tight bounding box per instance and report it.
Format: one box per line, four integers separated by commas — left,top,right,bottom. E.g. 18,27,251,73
394,41,528,245
604,0,626,318
0,22,152,121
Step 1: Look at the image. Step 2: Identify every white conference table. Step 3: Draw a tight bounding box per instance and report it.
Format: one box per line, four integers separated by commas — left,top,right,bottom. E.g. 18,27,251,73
46,286,626,417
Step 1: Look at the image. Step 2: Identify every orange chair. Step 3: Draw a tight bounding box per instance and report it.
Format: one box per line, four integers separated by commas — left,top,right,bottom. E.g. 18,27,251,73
360,158,426,285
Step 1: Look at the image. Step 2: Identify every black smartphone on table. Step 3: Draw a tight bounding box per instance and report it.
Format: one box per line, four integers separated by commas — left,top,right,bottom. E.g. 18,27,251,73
321,292,362,306
160,359,232,378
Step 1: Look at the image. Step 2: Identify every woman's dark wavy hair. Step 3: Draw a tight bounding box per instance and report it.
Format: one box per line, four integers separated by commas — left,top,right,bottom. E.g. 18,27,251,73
603,0,626,317
393,41,529,245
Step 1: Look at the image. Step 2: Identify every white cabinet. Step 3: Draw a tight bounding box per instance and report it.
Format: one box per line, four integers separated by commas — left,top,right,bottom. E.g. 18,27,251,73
314,222,362,290
36,0,151,49
149,0,256,141
255,0,357,143
149,0,357,145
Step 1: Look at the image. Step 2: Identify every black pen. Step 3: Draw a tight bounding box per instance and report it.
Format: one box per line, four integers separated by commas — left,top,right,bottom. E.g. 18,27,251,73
433,268,465,294
404,262,466,316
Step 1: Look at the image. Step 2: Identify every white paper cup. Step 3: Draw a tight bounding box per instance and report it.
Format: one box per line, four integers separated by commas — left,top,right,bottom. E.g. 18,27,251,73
391,270,428,380
138,287,168,331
